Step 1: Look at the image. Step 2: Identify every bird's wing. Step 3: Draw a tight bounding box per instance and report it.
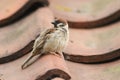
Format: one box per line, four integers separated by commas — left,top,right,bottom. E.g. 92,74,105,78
33,28,56,50
22,29,56,69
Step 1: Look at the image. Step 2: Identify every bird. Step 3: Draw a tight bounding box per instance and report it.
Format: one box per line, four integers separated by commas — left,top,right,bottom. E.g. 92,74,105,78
21,18,69,69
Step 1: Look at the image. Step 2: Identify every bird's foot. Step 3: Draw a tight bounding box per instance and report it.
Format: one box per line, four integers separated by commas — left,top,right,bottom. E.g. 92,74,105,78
50,52,61,58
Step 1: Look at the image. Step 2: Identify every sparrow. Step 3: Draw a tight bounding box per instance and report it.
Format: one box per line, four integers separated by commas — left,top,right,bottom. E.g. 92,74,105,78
21,18,69,69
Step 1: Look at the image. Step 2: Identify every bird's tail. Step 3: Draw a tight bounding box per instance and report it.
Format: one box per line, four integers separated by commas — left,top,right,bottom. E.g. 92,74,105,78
21,53,41,69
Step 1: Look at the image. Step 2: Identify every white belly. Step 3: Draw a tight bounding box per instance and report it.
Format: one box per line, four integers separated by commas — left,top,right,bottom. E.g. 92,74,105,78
43,34,66,53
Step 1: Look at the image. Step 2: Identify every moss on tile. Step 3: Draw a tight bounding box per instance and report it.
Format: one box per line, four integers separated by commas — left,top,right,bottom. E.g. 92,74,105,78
55,5,72,12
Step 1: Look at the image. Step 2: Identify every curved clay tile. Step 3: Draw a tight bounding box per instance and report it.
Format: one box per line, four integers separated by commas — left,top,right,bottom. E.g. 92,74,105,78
0,0,48,27
0,7,54,64
49,0,120,28
64,21,120,63
0,54,71,80
67,59,120,80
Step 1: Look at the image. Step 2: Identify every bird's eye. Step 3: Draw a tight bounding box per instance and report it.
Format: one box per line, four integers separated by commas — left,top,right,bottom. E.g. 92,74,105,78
58,23,64,27
60,24,64,26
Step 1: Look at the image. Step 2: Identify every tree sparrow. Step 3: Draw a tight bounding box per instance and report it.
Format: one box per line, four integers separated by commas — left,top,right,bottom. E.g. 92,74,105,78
21,18,69,69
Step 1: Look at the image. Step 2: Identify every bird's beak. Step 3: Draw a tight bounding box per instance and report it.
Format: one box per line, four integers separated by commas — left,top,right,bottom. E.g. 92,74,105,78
51,21,57,28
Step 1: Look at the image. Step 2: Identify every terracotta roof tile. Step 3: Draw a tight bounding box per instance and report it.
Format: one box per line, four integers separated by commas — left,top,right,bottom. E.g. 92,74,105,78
0,6,71,80
67,59,120,80
0,0,120,80
0,7,54,63
0,0,48,27
0,53,70,80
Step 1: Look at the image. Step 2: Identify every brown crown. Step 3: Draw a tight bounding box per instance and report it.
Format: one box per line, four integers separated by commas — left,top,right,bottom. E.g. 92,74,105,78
55,18,67,25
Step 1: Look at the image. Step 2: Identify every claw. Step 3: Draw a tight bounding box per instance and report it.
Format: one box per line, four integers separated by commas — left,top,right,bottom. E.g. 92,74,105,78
50,52,62,58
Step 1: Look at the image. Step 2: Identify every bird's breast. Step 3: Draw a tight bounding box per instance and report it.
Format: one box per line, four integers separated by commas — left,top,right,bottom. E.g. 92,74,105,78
43,30,68,53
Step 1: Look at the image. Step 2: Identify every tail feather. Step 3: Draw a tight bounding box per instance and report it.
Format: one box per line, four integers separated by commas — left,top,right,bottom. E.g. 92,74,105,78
21,54,41,69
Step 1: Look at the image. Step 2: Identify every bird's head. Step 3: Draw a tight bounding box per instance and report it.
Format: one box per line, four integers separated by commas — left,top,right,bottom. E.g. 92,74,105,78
51,18,68,28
